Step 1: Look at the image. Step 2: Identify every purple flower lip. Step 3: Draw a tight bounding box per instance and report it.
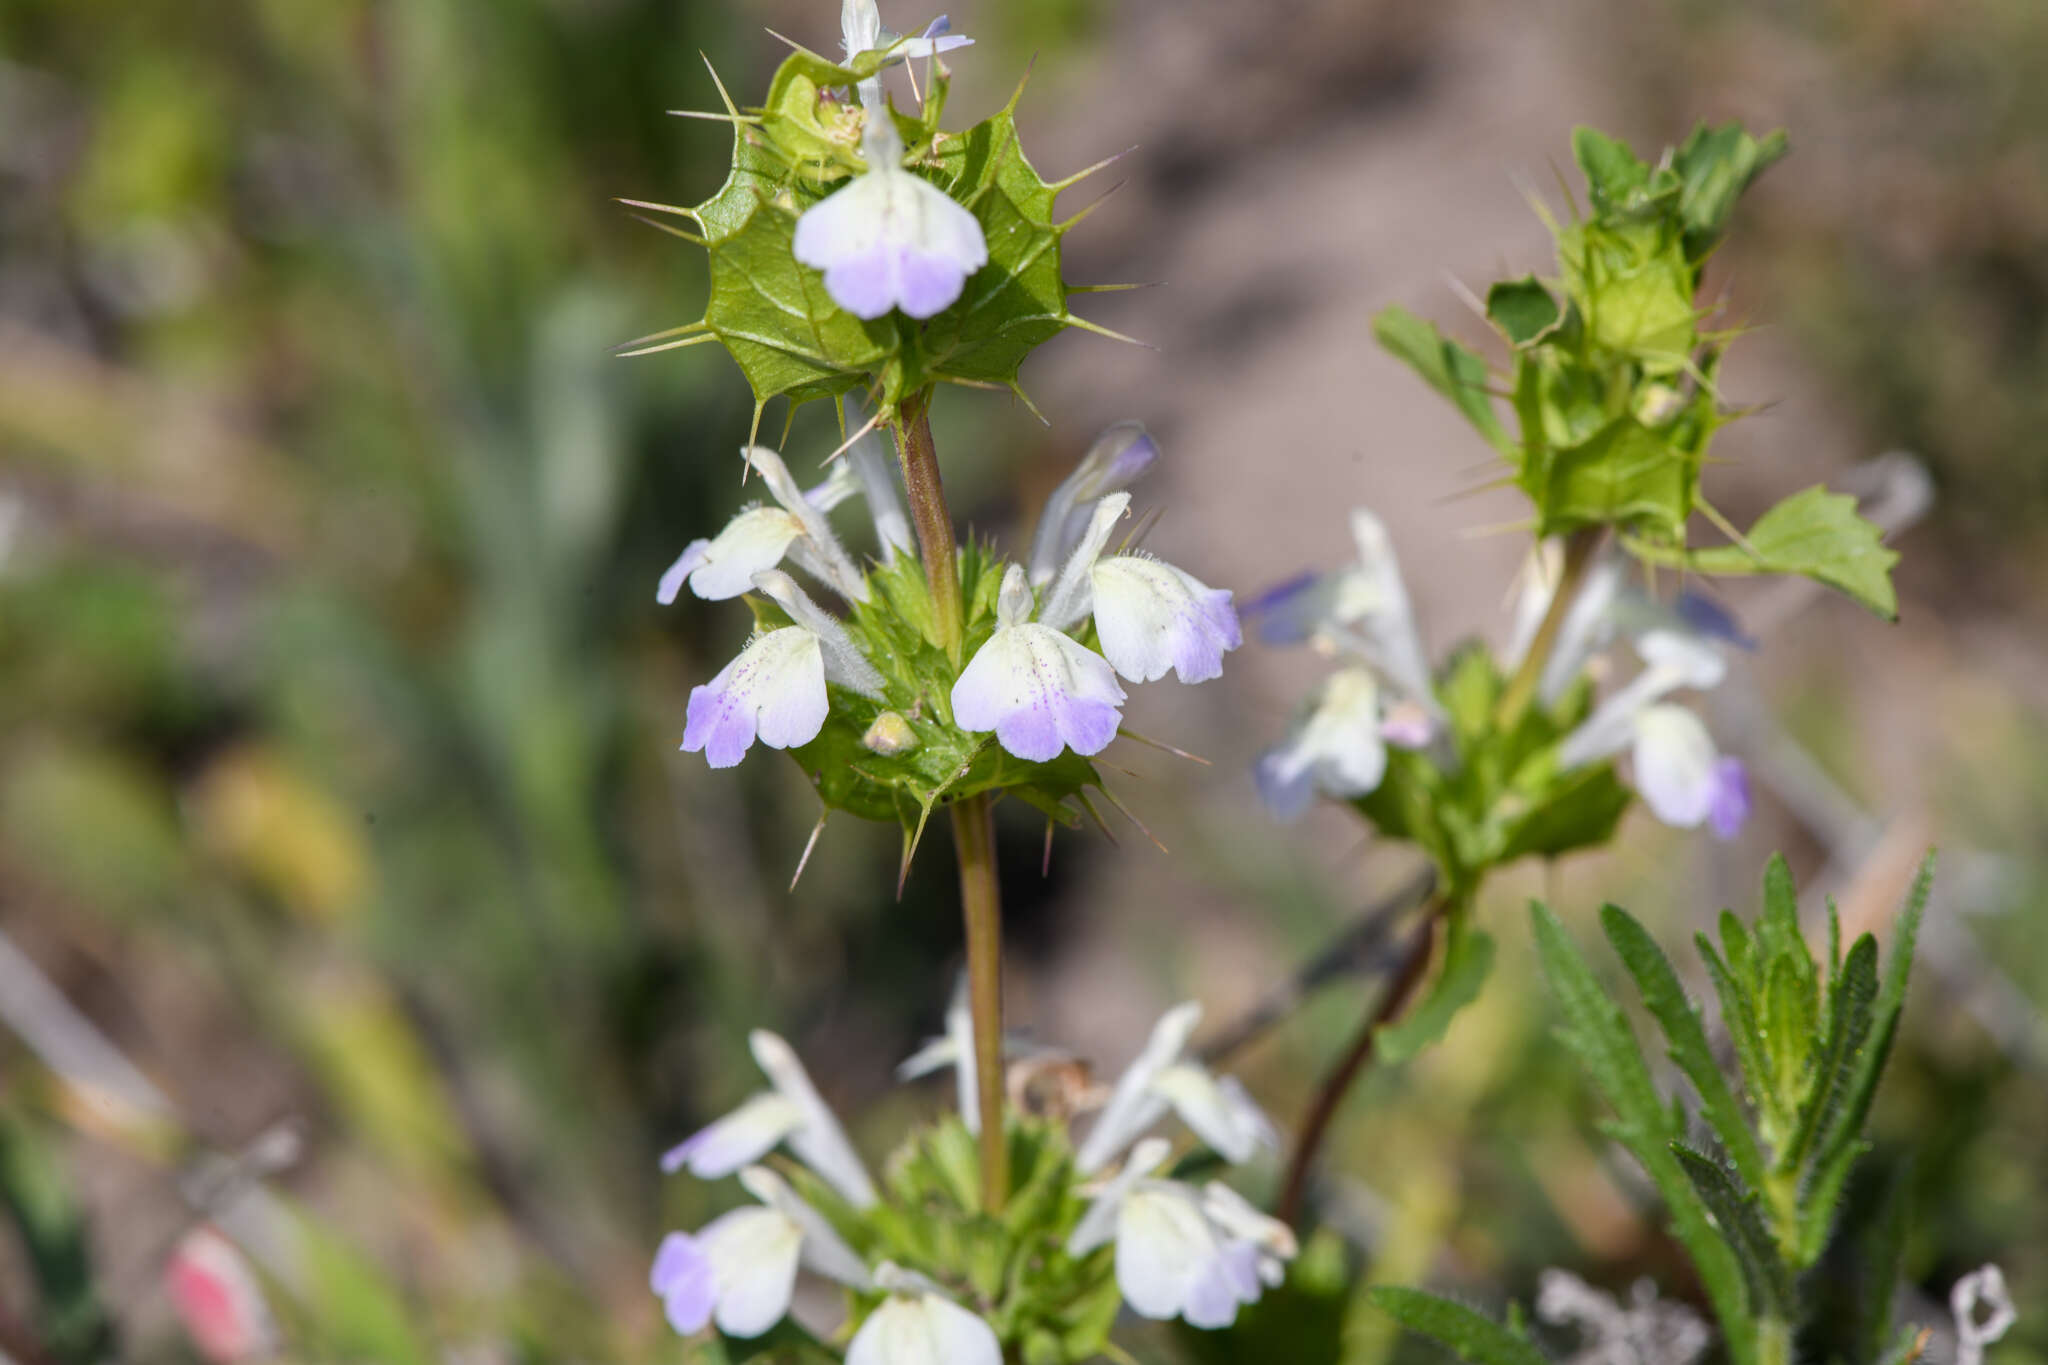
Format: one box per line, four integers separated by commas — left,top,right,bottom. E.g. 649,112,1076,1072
1241,571,1322,645
1676,590,1758,651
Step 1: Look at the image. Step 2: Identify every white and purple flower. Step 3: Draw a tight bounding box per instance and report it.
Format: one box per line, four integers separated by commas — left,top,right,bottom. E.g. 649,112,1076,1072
660,1028,878,1208
841,0,973,75
1066,1138,1297,1329
847,1264,1003,1365
1553,629,1750,838
1026,422,1160,586
1254,667,1400,820
682,570,885,768
660,445,871,605
793,105,988,320
651,1165,871,1340
1075,1002,1276,1175
951,563,1126,762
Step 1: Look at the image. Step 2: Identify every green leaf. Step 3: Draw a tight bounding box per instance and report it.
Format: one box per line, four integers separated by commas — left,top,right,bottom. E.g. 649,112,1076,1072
1783,934,1877,1176
1494,761,1631,864
1666,486,1901,620
1369,1287,1549,1365
1796,1135,1870,1269
1380,920,1494,1063
1672,1143,1793,1316
1571,126,1652,214
1486,277,1562,346
1670,123,1789,262
1697,932,1779,1140
1373,306,1513,457
1532,903,1756,1361
1808,854,1932,1179
1601,905,1769,1193
1855,1160,1915,1365
1539,416,1697,537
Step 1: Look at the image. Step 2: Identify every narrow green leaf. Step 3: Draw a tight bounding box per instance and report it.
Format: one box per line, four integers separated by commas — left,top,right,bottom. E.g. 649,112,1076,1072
1697,933,1776,1135
1373,306,1514,457
1761,954,1815,1112
1796,1136,1870,1270
1678,486,1901,620
1381,921,1494,1063
1602,906,1768,1192
1810,854,1933,1177
1784,934,1878,1175
1855,1160,1915,1365
1761,854,1799,947
1572,126,1651,213
1673,1143,1793,1316
1369,1287,1549,1365
1486,277,1562,347
1719,910,1757,994
1532,905,1757,1361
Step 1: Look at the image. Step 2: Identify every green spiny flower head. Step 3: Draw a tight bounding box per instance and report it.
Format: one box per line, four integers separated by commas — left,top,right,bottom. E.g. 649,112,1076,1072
626,0,1129,437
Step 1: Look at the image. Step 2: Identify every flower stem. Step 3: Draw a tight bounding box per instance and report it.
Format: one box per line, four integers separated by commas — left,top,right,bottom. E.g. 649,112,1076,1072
890,387,1006,1208
1276,903,1444,1227
1493,526,1605,732
950,791,1009,1210
893,389,965,661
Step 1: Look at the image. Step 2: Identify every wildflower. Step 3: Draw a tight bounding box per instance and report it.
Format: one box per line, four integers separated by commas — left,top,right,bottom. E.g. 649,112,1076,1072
1027,422,1160,585
165,1227,278,1365
840,0,973,72
1066,1138,1296,1329
659,445,869,604
1036,493,1240,685
660,1028,878,1208
896,978,980,1133
847,1264,1002,1365
1248,507,1440,716
792,106,988,320
682,570,885,769
951,563,1125,762
652,1165,871,1339
843,399,915,562
1075,1002,1275,1174
1255,667,1400,820
1553,630,1749,836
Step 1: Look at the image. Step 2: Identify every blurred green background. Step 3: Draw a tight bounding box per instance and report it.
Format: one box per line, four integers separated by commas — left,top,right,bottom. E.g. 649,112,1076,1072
0,0,2041,1361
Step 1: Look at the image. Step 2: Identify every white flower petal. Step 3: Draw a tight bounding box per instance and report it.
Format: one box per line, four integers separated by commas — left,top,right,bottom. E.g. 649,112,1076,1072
1637,629,1726,690
848,1293,1002,1365
749,1030,878,1208
1150,1065,1272,1164
681,508,804,601
1632,704,1719,828
950,619,1125,763
751,570,885,698
1040,493,1129,630
699,1206,802,1338
660,1092,805,1178
1028,422,1158,584
1200,1182,1298,1263
793,139,988,322
1067,1136,1171,1258
1257,668,1387,819
1076,1003,1202,1173
683,628,828,768
739,1166,871,1289
1115,1184,1218,1320
1091,555,1241,684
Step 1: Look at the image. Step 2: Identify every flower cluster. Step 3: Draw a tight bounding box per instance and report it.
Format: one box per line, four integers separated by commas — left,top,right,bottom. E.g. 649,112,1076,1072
663,416,1239,828
1253,511,1751,843
651,1001,1294,1359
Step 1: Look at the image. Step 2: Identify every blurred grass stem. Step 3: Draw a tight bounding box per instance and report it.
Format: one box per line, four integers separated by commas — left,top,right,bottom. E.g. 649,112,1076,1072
895,387,1007,1208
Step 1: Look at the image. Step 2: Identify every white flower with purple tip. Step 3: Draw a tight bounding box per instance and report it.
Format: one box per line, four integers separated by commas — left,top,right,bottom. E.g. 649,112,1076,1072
1027,422,1159,586
841,0,973,71
660,445,869,605
1066,1138,1297,1329
651,1165,870,1339
1075,1002,1276,1175
1255,667,1398,820
660,1028,878,1208
682,570,884,769
847,1264,1002,1365
951,563,1125,762
1035,492,1241,685
1555,630,1749,838
1249,507,1439,715
793,111,987,321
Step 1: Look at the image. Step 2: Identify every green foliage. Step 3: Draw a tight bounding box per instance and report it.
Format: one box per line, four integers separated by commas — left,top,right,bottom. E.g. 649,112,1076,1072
0,1114,114,1364
1524,852,1934,1365
1352,645,1629,899
1368,1286,1549,1365
782,547,1106,842
1374,123,1898,617
1379,916,1494,1064
790,1116,1118,1365
671,47,1090,428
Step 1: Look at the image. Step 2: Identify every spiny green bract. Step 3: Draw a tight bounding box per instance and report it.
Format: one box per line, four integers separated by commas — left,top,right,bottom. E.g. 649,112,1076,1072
663,46,1101,432
1375,122,1901,620
779,1116,1122,1365
752,547,1104,845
